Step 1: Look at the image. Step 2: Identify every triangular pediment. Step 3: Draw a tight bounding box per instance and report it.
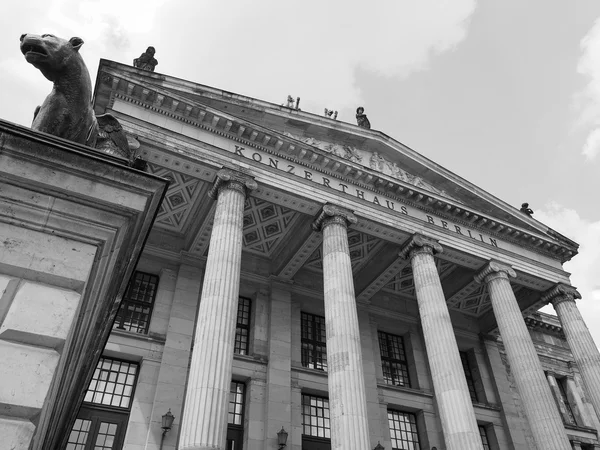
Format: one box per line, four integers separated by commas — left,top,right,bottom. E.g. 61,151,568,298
93,59,578,262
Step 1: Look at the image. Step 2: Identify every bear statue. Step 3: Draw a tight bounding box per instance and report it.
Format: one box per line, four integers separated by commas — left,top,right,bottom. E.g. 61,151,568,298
19,33,143,168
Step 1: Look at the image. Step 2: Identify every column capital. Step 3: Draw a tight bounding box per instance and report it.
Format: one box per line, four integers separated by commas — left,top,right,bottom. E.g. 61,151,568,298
474,260,516,284
208,168,257,199
541,283,582,307
398,233,442,260
311,204,357,232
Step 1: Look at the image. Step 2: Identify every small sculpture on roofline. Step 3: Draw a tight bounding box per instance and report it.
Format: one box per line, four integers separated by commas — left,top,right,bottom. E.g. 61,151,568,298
520,202,534,216
19,33,145,168
133,46,158,72
356,106,371,129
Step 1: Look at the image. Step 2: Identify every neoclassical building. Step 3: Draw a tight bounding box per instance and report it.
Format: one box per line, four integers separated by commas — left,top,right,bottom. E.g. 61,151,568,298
8,58,600,450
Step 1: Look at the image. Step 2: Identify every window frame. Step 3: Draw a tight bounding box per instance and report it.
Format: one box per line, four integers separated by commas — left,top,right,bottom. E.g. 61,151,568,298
479,425,491,450
66,356,139,450
557,377,577,425
234,297,252,355
378,330,411,388
301,312,327,371
227,381,246,450
114,271,159,334
387,409,421,450
301,393,331,441
460,350,479,403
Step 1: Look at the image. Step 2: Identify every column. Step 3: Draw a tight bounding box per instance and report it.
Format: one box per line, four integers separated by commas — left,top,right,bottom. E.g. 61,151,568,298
399,234,482,450
312,204,370,450
179,169,257,450
543,283,600,421
475,261,571,450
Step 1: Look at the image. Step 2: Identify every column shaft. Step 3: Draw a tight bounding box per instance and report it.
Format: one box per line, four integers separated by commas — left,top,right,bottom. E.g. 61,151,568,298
180,170,256,450
480,264,571,450
552,294,600,421
315,205,370,450
402,235,482,450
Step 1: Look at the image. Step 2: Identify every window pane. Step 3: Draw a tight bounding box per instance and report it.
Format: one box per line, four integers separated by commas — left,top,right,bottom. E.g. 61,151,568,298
301,312,328,371
83,357,138,410
228,381,245,425
66,419,92,450
460,351,478,403
379,331,410,387
302,394,331,439
234,298,251,355
113,271,159,334
388,410,420,450
479,425,490,450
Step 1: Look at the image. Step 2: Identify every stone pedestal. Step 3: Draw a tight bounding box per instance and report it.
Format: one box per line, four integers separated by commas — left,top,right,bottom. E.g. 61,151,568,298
543,284,600,422
399,234,482,450
179,169,257,450
312,204,370,450
475,261,571,450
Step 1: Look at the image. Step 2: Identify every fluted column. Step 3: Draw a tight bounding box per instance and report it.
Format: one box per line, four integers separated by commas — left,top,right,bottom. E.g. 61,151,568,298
399,234,482,450
312,204,370,450
543,283,600,421
180,169,257,450
475,261,571,450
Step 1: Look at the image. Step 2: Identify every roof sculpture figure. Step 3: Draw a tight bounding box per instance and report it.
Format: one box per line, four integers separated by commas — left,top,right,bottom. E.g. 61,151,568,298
520,202,534,216
356,106,371,129
133,46,158,72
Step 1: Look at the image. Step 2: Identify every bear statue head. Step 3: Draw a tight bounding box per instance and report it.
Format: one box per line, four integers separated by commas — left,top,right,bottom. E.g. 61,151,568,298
20,33,85,82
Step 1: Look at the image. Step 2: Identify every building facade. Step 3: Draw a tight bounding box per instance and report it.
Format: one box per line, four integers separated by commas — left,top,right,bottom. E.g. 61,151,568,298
63,59,600,450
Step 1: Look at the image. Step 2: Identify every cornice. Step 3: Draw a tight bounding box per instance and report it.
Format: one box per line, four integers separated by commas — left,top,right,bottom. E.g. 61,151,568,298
94,69,577,263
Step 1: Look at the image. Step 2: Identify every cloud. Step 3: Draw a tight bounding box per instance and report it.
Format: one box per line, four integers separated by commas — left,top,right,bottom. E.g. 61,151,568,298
536,202,600,346
167,0,478,115
576,17,600,160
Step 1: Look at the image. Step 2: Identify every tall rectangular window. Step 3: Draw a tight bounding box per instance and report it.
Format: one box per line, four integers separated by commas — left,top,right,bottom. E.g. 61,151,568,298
479,425,490,450
460,351,478,403
557,377,577,425
302,394,331,439
227,381,245,450
301,312,327,371
114,271,159,334
65,357,138,450
388,410,421,450
234,297,251,355
378,331,410,387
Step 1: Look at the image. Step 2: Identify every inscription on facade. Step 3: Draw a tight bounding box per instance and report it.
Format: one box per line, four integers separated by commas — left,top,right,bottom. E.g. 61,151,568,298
231,144,499,248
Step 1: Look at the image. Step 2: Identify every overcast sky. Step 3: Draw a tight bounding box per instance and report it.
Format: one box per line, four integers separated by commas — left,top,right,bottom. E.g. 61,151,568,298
2,1,600,343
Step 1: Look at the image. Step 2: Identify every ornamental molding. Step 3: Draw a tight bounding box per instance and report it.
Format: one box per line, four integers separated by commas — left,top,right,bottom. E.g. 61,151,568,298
282,131,454,200
398,233,443,260
208,168,258,199
96,68,577,263
312,204,358,232
474,260,517,284
541,283,582,306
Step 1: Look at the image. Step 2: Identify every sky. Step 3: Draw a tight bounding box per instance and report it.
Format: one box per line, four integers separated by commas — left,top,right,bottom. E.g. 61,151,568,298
1,1,600,344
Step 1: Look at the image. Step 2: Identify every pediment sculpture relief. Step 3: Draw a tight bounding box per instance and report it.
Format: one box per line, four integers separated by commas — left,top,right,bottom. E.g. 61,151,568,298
283,132,455,200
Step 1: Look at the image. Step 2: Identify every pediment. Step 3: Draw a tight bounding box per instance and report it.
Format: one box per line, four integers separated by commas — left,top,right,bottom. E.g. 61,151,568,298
92,60,579,262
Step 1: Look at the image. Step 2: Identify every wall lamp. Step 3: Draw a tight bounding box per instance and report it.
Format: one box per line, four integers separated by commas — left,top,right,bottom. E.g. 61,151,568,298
277,426,289,449
160,409,175,450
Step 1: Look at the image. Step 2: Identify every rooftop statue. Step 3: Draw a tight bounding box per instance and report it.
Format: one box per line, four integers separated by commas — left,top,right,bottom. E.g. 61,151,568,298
356,106,371,129
520,202,534,216
133,46,158,72
20,33,142,167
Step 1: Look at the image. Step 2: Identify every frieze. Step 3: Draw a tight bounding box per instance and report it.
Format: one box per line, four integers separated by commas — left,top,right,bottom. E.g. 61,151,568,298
283,132,455,200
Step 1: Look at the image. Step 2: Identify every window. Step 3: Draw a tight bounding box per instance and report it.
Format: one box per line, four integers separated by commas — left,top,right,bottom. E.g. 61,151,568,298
302,394,331,439
479,425,491,450
301,312,327,371
557,378,577,425
234,297,251,355
460,351,478,403
227,381,245,450
114,271,159,334
379,331,410,387
388,410,421,450
65,357,138,450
